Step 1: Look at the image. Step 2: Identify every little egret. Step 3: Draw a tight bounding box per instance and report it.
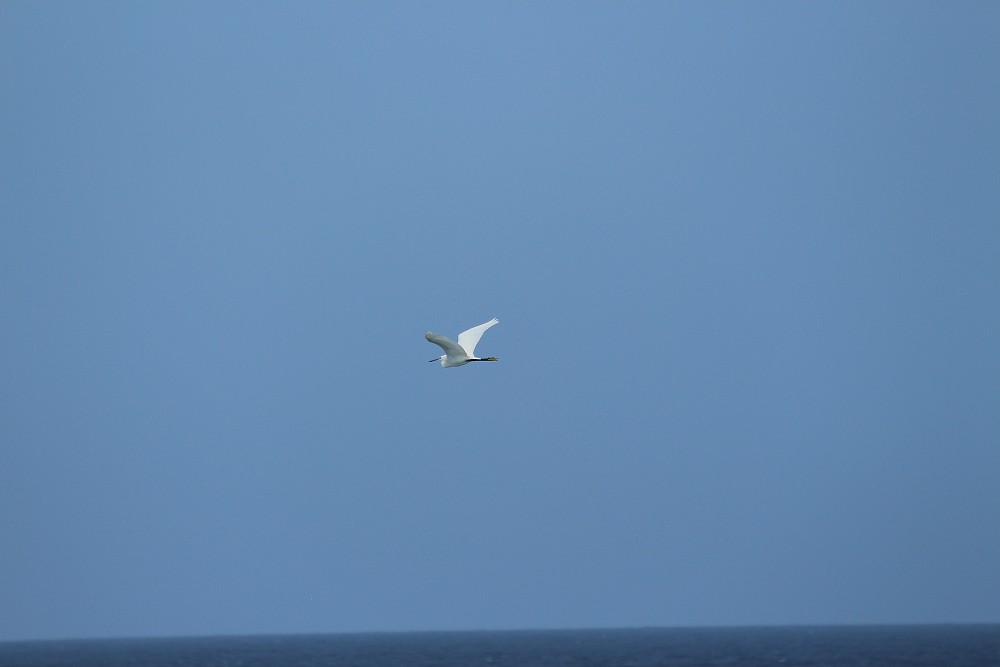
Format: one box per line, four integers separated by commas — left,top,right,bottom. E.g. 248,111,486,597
426,318,500,368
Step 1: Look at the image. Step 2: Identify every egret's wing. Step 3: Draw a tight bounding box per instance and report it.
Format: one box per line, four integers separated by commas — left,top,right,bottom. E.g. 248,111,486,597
457,317,499,356
425,331,466,357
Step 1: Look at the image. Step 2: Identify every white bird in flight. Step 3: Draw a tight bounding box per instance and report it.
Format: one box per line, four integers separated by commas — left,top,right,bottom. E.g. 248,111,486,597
426,318,500,368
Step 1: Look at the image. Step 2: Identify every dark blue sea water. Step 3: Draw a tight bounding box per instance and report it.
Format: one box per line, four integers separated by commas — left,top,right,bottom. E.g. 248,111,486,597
1,625,997,667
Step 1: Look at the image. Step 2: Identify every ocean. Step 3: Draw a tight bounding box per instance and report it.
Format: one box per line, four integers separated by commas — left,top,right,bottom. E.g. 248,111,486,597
0,625,997,667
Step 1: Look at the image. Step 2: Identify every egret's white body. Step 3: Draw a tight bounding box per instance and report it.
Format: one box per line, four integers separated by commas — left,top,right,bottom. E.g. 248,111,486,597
426,318,500,368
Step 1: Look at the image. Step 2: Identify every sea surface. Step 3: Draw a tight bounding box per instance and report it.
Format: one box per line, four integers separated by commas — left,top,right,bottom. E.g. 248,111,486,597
1,625,997,667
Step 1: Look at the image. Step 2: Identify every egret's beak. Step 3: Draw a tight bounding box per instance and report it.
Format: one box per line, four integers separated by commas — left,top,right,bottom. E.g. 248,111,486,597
428,358,439,362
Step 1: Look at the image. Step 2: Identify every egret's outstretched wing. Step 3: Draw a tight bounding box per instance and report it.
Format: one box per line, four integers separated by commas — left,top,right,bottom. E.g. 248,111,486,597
425,331,466,357
457,318,499,356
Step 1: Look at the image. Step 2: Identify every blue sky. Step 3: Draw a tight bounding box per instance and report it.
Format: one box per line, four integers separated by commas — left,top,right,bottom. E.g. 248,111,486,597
2,2,999,641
